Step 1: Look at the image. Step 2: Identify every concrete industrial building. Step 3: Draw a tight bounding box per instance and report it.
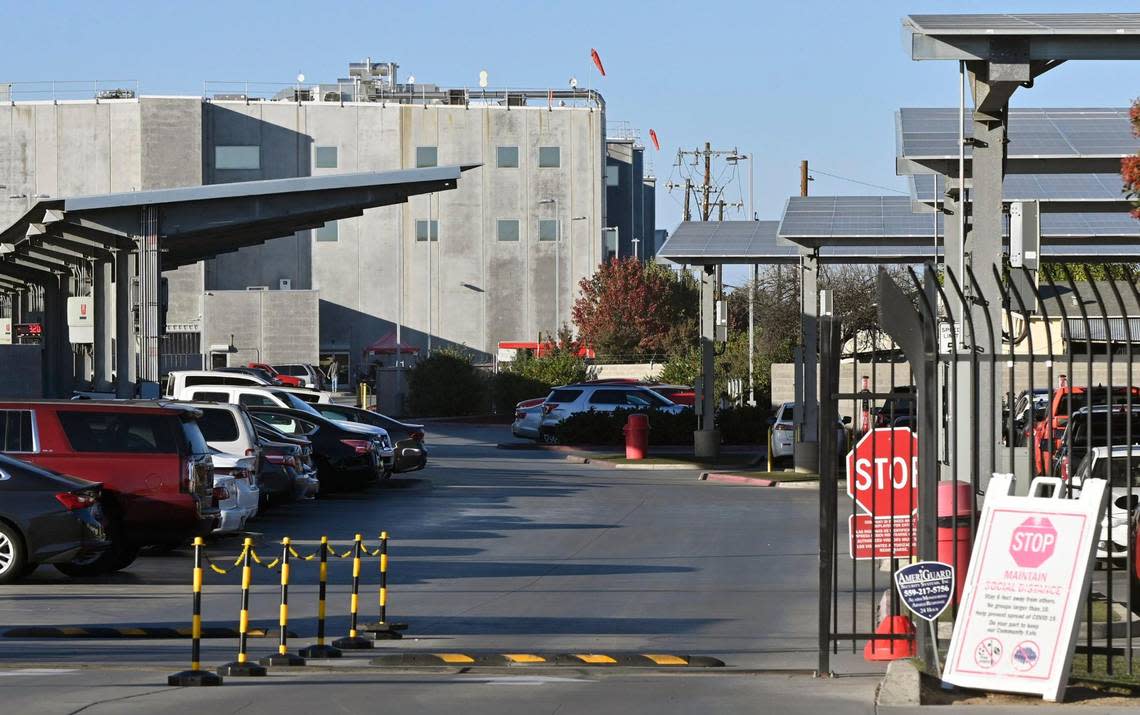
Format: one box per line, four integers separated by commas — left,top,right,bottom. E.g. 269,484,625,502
1,60,634,384
604,129,656,261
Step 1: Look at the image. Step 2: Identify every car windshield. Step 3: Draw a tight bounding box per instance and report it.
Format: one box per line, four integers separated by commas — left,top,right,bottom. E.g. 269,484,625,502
780,404,794,422
1055,387,1138,417
1092,455,1140,487
272,391,323,417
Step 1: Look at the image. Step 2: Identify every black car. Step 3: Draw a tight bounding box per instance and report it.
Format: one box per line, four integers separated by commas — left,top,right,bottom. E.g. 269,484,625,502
244,406,381,491
0,454,110,583
1052,406,1140,479
216,366,282,385
311,404,427,473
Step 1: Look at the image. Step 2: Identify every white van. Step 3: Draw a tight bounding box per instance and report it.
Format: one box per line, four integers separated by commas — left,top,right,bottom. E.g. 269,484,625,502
165,370,270,398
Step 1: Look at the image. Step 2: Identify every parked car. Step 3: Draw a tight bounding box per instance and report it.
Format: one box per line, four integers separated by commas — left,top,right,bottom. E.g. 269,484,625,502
185,402,292,505
768,401,851,463
243,406,392,489
309,404,428,472
0,401,218,574
1032,384,1140,475
873,386,914,428
164,370,271,397
649,384,696,407
512,402,543,440
0,453,110,583
216,366,284,385
259,438,320,501
1051,406,1140,480
1071,446,1140,561
1003,388,1050,447
211,474,244,534
272,386,334,405
273,364,325,390
538,384,686,443
210,453,259,532
248,363,305,388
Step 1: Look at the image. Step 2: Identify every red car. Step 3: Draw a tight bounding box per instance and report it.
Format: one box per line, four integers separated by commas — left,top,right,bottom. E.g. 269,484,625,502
248,362,305,388
0,401,218,575
1031,382,1140,475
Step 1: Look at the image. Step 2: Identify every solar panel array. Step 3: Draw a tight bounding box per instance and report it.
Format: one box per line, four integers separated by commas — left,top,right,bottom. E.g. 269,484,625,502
905,13,1140,35
657,221,801,262
910,173,1128,203
897,108,1137,160
778,195,1140,240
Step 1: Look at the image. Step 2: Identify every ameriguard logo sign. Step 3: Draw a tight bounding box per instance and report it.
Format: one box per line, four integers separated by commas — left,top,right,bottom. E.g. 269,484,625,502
894,560,954,621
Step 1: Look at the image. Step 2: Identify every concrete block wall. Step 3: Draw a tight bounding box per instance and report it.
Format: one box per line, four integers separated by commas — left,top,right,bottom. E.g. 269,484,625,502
201,289,318,367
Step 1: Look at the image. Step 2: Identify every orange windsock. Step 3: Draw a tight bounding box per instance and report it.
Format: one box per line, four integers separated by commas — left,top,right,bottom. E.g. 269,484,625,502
649,129,660,151
590,48,606,77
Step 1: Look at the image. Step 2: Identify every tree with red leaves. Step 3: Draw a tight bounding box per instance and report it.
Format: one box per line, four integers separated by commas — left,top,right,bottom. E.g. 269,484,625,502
571,258,698,359
1124,99,1140,219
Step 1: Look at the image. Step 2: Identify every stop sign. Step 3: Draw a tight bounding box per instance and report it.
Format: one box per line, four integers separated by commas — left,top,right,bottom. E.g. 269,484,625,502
846,427,918,517
1009,517,1057,568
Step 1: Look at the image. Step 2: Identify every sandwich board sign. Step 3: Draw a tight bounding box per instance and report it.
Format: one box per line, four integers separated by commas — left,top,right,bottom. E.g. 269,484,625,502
942,474,1108,702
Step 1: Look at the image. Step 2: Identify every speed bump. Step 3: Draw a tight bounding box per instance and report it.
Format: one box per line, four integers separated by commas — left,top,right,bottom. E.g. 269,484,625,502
4,626,288,639
368,652,725,668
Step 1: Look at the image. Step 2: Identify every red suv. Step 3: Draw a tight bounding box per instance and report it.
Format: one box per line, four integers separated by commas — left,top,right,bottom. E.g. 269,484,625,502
0,401,218,575
1031,383,1140,475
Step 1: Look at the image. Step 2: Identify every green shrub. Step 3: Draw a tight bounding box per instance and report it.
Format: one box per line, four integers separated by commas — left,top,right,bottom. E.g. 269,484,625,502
490,350,595,414
407,348,486,416
489,371,550,414
551,405,767,446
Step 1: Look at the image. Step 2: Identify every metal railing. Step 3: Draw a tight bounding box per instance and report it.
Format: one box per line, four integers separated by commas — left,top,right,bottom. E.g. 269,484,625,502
1,80,139,102
819,262,1140,682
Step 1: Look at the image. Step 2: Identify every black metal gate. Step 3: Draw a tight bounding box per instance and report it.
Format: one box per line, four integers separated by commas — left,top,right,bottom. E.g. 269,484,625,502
818,263,1140,681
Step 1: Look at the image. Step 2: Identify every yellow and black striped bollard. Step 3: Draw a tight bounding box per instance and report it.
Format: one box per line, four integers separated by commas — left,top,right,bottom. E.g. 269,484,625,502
362,531,408,639
301,536,342,659
261,537,305,666
332,534,372,650
168,537,223,686
218,538,267,676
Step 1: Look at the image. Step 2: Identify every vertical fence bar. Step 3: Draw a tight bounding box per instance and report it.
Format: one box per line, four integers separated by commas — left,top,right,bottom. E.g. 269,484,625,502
1121,268,1140,675
818,312,839,676
966,267,999,478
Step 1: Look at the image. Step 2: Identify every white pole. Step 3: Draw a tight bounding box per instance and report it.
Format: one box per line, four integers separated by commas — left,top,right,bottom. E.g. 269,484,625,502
427,192,433,355
748,152,756,406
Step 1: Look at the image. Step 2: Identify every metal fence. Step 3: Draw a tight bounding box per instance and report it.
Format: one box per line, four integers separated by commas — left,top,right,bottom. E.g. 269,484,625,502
818,263,1140,680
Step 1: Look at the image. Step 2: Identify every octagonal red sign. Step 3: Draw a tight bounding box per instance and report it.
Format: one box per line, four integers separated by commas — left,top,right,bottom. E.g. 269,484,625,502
1009,517,1057,569
846,427,918,517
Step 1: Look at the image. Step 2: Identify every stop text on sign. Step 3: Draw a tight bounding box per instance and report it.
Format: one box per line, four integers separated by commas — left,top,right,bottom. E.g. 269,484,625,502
851,455,919,491
846,427,919,518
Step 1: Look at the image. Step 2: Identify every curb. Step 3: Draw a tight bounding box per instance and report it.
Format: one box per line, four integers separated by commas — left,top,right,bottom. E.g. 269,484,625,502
3,626,292,639
699,473,776,486
875,659,921,707
368,652,725,668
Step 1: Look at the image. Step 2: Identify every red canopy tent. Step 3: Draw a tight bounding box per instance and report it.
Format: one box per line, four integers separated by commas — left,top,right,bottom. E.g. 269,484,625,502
363,332,420,356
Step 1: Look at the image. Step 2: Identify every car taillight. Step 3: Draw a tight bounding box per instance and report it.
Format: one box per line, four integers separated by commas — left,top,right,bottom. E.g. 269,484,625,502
411,431,424,442
515,411,526,420
341,439,373,455
55,491,97,511
265,453,296,467
1060,458,1070,480
213,485,231,501
542,403,557,415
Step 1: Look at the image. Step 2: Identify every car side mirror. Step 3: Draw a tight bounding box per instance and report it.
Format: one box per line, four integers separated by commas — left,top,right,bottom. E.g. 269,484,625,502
842,416,852,425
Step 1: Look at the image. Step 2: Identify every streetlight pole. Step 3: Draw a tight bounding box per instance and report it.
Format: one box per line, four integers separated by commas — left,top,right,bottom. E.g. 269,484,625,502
727,150,757,406
631,237,640,261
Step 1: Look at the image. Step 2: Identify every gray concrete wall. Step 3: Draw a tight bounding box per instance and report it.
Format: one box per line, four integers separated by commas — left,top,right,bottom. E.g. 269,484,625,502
0,346,42,397
201,289,318,366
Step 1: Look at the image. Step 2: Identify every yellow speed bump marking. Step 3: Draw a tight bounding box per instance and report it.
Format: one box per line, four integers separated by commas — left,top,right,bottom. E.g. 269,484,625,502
644,654,688,666
58,628,87,637
437,653,476,664
119,628,148,637
574,654,617,664
504,654,547,663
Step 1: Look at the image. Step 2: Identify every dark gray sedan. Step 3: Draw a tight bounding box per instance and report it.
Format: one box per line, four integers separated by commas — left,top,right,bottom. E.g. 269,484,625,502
0,454,110,583
311,405,428,473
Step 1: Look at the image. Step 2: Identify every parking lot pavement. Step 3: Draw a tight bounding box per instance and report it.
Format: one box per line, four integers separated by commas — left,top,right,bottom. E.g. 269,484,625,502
0,421,884,711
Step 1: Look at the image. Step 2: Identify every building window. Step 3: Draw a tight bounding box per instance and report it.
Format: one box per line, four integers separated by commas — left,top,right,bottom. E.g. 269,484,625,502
538,146,561,168
315,221,338,242
215,146,260,170
538,219,559,242
314,146,338,169
416,146,438,168
496,146,519,168
606,165,620,186
415,220,439,242
497,219,520,242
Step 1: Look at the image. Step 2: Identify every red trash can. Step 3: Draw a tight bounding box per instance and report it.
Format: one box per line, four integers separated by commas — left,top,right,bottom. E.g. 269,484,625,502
937,480,975,605
624,413,649,460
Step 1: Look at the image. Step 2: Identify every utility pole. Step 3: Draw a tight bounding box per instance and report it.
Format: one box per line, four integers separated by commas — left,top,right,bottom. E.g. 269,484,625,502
800,160,810,197
702,142,713,221
683,178,692,222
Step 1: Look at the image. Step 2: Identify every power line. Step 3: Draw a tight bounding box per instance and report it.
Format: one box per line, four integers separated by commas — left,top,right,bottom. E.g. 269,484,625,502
807,167,910,195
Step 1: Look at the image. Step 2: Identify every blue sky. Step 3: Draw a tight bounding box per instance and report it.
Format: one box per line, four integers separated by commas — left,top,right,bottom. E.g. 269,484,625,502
4,1,1138,230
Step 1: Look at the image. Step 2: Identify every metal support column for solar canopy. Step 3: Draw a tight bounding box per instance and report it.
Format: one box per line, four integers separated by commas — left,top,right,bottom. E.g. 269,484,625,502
136,206,160,390
796,250,819,473
114,247,134,398
93,259,112,391
694,264,720,460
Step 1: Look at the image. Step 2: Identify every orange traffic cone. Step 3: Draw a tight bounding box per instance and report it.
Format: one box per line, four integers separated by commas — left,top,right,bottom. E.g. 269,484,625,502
864,615,916,661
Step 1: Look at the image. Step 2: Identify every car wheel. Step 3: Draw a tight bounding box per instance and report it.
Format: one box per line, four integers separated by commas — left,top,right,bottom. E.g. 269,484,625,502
0,522,27,585
54,519,138,577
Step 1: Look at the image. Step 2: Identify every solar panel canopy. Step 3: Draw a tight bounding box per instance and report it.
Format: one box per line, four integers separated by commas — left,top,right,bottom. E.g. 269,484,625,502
910,173,1128,203
897,108,1136,161
778,195,1140,247
905,14,1140,35
657,221,801,264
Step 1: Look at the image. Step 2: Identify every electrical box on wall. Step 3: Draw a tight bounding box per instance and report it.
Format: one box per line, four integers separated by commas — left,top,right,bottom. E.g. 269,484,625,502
67,296,94,344
0,318,11,345
279,278,292,290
